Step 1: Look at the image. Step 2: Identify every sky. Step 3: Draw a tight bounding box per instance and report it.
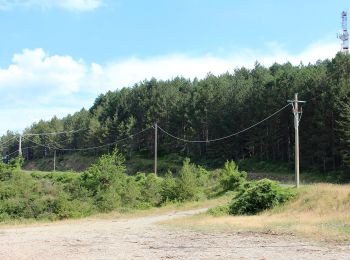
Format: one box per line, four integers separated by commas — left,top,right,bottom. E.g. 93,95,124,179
0,0,348,135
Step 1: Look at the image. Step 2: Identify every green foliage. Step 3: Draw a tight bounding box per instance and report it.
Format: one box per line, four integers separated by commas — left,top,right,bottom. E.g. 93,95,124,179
141,173,162,206
229,179,295,215
160,171,178,203
207,204,230,216
0,152,291,223
175,159,200,201
95,187,121,212
0,156,24,181
219,161,247,192
121,178,141,207
8,156,24,170
54,192,95,219
80,148,126,195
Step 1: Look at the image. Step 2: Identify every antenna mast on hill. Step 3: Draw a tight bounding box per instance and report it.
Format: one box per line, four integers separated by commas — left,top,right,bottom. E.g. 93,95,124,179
338,11,349,53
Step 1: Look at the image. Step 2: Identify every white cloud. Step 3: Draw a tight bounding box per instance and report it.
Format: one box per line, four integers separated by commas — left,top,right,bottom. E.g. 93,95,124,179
88,40,339,90
0,0,103,11
0,40,340,134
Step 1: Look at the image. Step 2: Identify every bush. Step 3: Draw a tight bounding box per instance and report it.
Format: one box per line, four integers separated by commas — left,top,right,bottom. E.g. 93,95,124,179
95,187,121,212
160,171,178,203
0,157,24,181
229,179,295,215
219,161,247,192
54,192,95,219
141,173,162,206
207,205,230,216
121,178,141,207
80,148,126,195
175,159,200,201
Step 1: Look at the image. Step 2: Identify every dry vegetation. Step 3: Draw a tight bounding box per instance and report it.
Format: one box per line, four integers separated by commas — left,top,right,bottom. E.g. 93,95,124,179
161,184,350,243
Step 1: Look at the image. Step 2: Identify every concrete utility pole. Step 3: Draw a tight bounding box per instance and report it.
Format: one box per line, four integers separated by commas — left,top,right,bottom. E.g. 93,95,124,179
154,122,158,176
288,93,305,188
19,135,22,157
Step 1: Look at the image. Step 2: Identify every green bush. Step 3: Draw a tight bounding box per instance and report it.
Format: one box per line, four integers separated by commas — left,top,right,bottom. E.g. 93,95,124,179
160,171,178,203
95,187,121,212
219,161,247,192
0,157,24,181
229,179,295,215
54,192,95,219
175,159,200,201
121,178,141,207
141,173,162,206
80,148,126,195
207,204,230,216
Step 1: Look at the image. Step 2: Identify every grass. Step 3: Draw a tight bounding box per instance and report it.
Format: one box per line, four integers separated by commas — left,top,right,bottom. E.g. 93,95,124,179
239,158,350,184
161,184,350,243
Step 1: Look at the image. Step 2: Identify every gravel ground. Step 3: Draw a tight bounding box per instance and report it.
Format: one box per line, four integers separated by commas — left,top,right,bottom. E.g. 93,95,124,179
0,209,349,259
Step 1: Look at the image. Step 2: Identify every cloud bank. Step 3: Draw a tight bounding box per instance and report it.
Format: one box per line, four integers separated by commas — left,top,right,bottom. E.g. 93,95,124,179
0,40,340,134
0,0,103,11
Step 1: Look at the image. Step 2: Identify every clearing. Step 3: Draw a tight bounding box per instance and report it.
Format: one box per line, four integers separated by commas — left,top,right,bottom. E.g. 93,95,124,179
0,207,349,259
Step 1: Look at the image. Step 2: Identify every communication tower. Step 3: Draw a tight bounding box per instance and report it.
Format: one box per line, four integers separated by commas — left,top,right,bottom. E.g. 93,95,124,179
338,11,349,53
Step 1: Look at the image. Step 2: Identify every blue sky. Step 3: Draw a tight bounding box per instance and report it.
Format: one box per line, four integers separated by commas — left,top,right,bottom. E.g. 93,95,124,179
0,0,348,134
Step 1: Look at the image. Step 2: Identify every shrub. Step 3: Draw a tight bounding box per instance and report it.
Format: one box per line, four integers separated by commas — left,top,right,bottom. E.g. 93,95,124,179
175,159,200,201
160,171,178,203
219,161,247,192
207,204,230,216
141,173,162,206
121,178,141,207
0,157,23,181
95,187,121,212
80,148,126,195
229,179,295,215
54,192,95,219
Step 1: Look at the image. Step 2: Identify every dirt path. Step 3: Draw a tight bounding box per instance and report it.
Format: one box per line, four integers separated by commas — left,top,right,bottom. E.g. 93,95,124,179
0,209,349,259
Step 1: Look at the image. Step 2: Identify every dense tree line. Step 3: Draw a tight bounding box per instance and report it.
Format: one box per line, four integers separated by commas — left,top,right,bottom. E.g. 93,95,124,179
1,53,350,172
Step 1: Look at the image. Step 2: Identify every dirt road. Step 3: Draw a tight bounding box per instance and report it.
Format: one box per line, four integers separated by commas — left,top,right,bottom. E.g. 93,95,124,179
0,209,349,259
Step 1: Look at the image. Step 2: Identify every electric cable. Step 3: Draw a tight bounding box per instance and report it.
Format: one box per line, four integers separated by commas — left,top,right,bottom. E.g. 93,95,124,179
23,128,87,137
157,103,291,143
22,126,152,151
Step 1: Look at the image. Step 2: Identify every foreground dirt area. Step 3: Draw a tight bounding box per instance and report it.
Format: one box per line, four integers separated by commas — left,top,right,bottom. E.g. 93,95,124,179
0,209,349,259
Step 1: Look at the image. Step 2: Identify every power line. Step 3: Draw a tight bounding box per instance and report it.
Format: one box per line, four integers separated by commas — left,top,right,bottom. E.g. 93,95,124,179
23,127,152,151
23,128,87,137
0,137,18,147
6,150,19,157
157,104,291,143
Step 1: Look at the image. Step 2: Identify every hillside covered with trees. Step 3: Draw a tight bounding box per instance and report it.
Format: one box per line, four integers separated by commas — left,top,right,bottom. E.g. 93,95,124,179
1,53,350,172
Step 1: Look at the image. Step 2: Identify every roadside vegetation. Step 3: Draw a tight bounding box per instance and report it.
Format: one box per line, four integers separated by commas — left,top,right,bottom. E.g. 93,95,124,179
3,149,350,244
0,149,296,224
0,149,255,222
164,183,350,243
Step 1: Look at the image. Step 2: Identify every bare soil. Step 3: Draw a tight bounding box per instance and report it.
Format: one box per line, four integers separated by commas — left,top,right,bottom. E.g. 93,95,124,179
0,209,349,259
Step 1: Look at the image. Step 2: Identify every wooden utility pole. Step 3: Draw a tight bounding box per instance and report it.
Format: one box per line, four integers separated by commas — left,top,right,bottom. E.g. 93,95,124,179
53,150,56,172
19,135,22,157
154,122,158,176
294,93,300,188
288,93,305,188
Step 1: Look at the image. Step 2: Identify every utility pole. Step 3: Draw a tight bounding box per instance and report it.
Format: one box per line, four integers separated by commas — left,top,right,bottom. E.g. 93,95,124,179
53,150,56,172
288,93,305,188
154,122,158,176
19,134,22,157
